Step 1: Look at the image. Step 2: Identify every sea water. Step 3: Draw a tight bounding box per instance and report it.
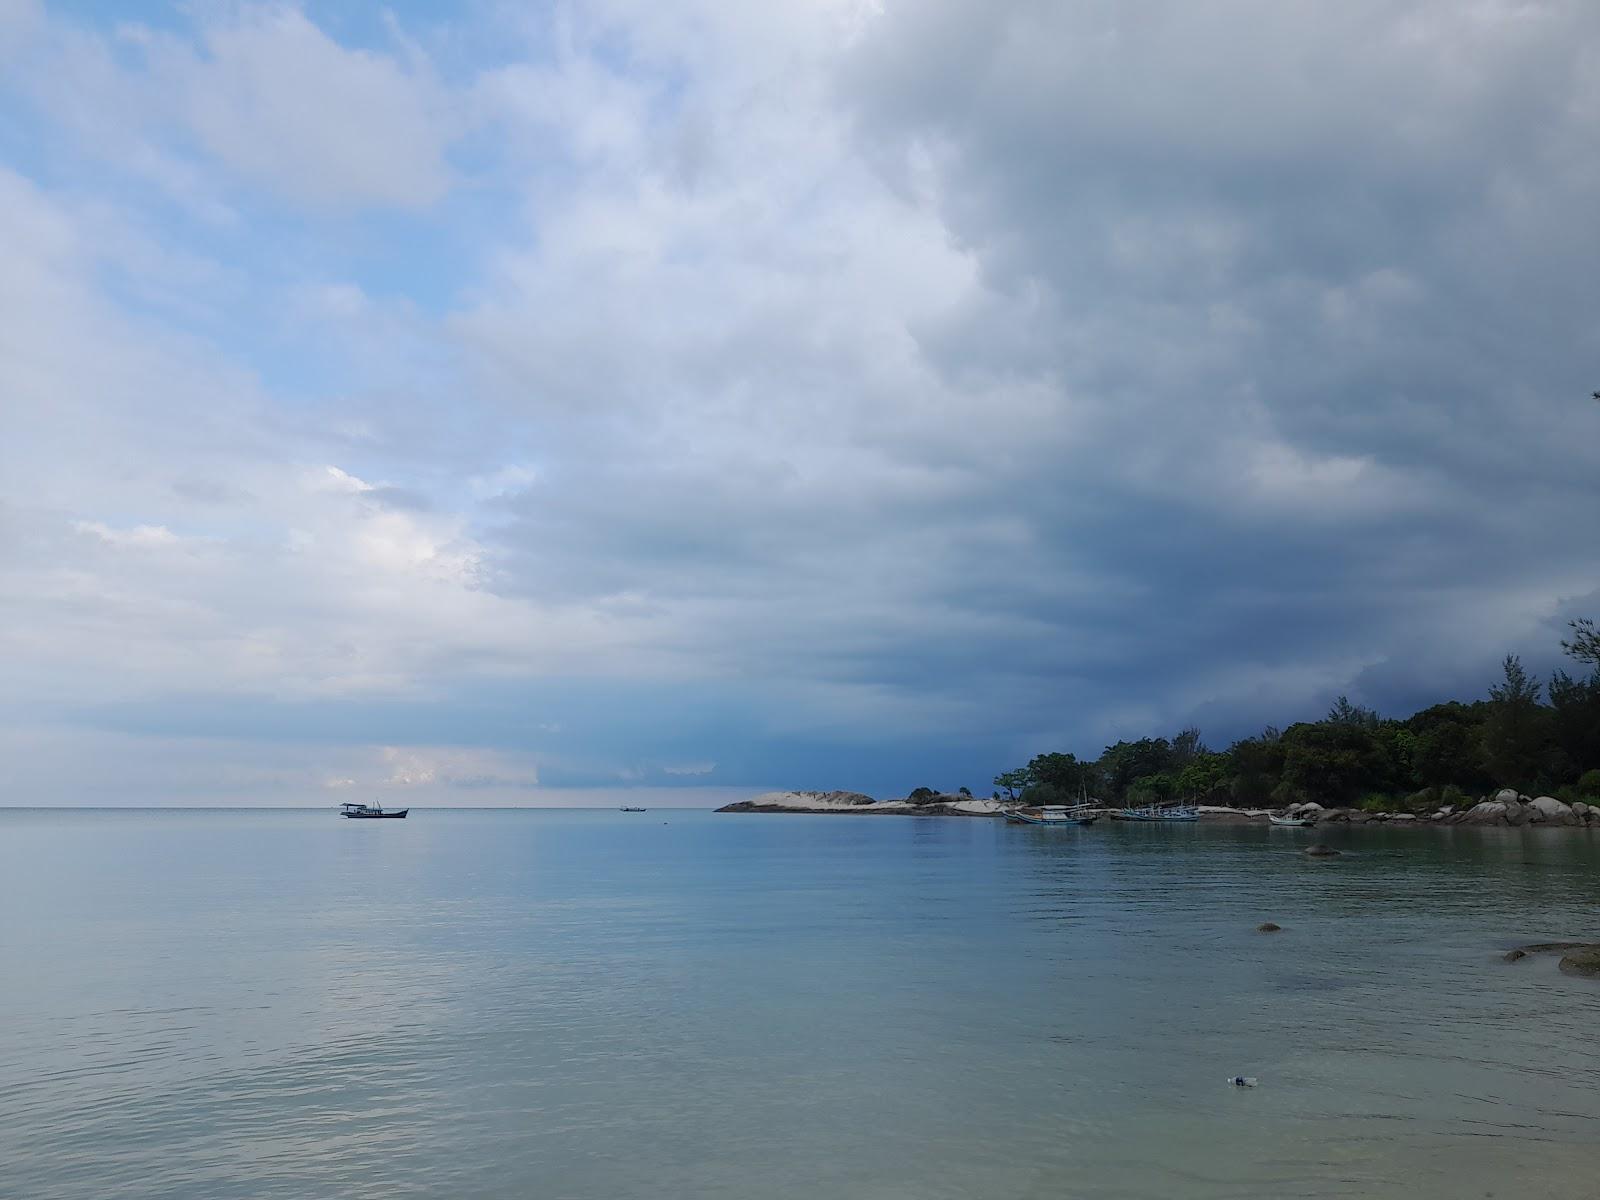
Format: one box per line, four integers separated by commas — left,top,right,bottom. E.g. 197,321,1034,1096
2,808,1597,1199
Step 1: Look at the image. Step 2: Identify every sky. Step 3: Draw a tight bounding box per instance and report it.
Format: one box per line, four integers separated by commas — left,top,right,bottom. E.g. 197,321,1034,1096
1,0,1597,807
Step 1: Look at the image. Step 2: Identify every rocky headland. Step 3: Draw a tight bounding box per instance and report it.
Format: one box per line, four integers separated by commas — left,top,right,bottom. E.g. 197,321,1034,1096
716,790,1006,817
1267,789,1600,829
717,787,1600,828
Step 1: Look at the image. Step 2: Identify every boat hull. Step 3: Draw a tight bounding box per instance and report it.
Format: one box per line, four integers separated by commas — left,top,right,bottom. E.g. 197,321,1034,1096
1112,806,1199,822
342,810,408,819
1003,806,1100,826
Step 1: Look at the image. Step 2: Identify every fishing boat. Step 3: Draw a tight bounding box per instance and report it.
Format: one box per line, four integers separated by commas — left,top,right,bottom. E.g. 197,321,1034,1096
1268,813,1312,827
1003,804,1099,826
1113,803,1199,822
620,806,648,812
339,802,408,819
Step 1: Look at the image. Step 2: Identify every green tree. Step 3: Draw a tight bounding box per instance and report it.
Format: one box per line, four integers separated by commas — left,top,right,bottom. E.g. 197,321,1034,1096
1227,728,1284,806
1127,772,1175,801
1170,727,1208,769
1561,618,1600,668
1096,738,1173,801
1280,721,1392,806
1375,720,1416,790
1547,669,1600,782
1027,751,1091,795
1020,781,1071,806
1175,751,1232,801
1410,709,1487,791
1482,655,1551,789
1326,695,1380,727
992,769,1030,801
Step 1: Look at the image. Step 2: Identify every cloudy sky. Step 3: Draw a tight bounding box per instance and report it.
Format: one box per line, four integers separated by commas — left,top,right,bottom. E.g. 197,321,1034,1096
1,1,1597,806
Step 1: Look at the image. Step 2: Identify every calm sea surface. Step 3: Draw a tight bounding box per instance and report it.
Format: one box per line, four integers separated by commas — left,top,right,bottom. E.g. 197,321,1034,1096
2,808,1598,1199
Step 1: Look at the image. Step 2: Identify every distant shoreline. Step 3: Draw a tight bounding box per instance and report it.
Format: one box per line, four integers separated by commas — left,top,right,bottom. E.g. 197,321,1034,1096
716,790,1600,829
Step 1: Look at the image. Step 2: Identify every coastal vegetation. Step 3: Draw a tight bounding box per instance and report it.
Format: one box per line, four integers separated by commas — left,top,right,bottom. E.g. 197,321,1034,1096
993,621,1600,814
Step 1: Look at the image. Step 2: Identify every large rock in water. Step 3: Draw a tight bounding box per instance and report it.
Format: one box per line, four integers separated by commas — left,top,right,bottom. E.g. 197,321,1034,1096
722,790,876,812
1303,844,1341,857
1528,796,1576,825
1503,941,1600,972
1494,788,1521,805
1461,801,1507,825
1558,947,1600,978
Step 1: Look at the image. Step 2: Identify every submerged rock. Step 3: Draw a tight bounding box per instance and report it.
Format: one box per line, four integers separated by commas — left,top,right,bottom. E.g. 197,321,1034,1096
1303,844,1341,857
1558,948,1600,978
1504,941,1600,975
1257,922,1282,932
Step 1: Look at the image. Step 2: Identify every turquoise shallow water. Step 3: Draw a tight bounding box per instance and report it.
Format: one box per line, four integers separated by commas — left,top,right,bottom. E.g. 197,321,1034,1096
2,808,1598,1199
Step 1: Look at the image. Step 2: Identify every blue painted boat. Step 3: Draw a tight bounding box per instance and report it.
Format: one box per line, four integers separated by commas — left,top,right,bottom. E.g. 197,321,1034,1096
1113,804,1199,822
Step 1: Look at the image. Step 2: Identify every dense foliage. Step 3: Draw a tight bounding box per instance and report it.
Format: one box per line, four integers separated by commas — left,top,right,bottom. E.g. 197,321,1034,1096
992,622,1600,811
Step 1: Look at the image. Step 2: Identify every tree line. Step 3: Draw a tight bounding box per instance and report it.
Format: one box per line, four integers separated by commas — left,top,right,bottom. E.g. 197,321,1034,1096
989,619,1600,812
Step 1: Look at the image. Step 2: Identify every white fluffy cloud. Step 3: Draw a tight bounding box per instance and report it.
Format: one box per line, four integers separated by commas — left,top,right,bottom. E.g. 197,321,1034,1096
175,7,457,210
6,4,457,214
2,2,1598,803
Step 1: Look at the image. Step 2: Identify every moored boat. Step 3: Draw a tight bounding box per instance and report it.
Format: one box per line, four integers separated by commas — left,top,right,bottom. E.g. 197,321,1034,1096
1268,813,1312,827
620,806,648,812
1112,803,1199,822
1003,804,1100,826
339,802,408,819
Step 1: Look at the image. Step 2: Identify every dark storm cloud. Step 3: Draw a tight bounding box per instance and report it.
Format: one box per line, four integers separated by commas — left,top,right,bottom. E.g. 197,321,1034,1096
780,0,1600,754
8,2,1599,801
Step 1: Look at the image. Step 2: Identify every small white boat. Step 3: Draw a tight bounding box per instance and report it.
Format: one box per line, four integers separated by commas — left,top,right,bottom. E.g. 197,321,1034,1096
1003,804,1099,826
1269,813,1312,827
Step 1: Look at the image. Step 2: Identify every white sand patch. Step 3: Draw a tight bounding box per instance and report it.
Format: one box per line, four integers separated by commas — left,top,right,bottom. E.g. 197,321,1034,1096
745,790,876,810
946,798,1006,815
741,790,1005,815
